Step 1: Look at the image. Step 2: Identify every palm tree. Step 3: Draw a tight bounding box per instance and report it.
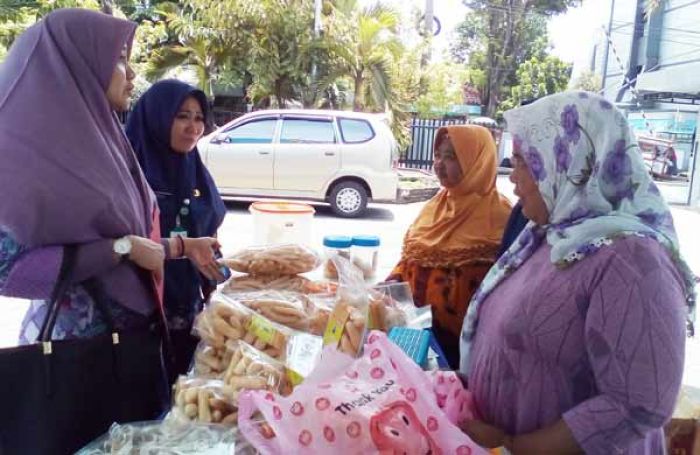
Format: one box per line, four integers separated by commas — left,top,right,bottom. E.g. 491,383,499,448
330,1,403,111
144,2,252,97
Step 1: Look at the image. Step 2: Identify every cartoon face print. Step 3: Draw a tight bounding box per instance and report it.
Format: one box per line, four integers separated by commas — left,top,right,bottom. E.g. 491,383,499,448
369,401,441,455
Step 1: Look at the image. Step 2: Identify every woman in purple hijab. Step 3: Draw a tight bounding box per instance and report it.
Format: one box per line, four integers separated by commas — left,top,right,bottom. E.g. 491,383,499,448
0,9,169,342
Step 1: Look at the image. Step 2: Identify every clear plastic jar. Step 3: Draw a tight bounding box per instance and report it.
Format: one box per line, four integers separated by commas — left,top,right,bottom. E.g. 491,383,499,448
351,235,380,280
323,236,353,280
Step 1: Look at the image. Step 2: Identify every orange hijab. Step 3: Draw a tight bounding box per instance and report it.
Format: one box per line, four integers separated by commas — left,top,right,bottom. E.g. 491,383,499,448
401,125,512,267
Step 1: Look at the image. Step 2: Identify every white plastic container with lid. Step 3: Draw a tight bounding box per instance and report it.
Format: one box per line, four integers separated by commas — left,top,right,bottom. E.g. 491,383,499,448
249,201,315,246
351,235,380,280
322,236,353,280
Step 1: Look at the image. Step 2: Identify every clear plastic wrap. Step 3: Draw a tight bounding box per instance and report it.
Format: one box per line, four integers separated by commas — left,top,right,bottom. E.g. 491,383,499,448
76,420,256,455
368,282,432,332
170,376,239,426
220,244,321,275
223,340,291,396
232,291,331,336
193,293,294,360
192,342,233,378
222,274,337,295
321,258,432,357
322,256,370,357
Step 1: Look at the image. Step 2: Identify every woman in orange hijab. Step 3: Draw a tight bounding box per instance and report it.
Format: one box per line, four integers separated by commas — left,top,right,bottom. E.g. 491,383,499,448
388,125,511,368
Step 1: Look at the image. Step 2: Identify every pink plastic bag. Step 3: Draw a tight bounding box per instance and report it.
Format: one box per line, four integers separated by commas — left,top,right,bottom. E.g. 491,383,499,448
238,331,486,454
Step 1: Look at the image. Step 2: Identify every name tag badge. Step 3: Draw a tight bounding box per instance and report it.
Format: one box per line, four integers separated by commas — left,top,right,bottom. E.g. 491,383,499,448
169,228,188,238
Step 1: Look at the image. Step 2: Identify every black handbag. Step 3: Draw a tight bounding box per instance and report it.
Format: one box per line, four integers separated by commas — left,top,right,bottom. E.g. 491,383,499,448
0,246,169,455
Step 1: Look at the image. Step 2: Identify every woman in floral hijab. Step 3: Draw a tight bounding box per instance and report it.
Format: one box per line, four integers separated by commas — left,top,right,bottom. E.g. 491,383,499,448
458,91,695,454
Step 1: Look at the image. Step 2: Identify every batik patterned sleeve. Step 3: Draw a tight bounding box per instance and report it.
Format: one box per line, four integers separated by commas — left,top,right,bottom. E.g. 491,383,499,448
562,239,687,454
0,229,119,299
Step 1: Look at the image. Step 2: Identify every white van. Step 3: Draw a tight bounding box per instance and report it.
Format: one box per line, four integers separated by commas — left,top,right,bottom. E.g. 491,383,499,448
198,109,399,217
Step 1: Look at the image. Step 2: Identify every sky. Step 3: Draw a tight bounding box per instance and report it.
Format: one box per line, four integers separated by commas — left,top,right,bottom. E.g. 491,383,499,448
358,0,610,75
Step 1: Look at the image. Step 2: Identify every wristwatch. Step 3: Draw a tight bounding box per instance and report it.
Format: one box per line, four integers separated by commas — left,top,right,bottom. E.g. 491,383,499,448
113,236,132,258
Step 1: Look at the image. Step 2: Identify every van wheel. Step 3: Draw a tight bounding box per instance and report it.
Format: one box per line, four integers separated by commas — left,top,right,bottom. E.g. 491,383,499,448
329,181,367,218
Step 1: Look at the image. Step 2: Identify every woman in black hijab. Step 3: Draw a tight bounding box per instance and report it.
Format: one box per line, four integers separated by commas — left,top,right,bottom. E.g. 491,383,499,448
126,79,227,379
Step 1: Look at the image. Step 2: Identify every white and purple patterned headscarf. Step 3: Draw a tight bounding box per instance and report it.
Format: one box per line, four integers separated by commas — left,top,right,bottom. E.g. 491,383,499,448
460,90,696,373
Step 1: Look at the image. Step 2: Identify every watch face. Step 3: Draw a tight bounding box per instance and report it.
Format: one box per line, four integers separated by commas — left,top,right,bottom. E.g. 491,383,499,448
115,238,131,255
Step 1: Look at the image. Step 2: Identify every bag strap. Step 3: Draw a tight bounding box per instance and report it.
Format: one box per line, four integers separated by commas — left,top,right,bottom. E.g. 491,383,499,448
37,245,78,342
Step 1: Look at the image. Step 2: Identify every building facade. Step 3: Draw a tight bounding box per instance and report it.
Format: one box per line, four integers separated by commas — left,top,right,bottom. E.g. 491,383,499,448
585,0,700,204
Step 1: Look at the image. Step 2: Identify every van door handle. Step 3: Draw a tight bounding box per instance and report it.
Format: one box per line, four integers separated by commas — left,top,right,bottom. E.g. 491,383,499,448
324,152,335,156
258,151,270,155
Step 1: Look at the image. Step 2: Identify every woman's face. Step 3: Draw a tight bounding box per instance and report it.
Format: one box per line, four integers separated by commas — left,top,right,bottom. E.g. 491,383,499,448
433,137,464,189
106,46,135,112
170,96,206,154
510,152,549,225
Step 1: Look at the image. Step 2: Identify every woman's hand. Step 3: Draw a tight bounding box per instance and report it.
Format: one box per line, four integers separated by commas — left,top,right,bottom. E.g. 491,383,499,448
126,235,165,281
460,419,511,449
183,237,224,281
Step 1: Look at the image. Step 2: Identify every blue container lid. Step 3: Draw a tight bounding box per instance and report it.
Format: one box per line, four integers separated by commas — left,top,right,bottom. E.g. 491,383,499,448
352,235,380,247
323,236,353,248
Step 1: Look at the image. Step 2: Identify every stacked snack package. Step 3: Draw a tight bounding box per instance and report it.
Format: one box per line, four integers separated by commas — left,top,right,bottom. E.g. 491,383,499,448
171,376,240,426
219,244,336,295
323,256,429,357
165,242,440,454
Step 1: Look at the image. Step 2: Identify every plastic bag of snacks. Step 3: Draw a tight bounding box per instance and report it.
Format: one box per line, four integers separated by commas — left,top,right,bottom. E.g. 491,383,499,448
223,340,292,396
223,274,337,295
75,420,256,455
193,293,294,360
238,331,486,454
323,299,368,357
170,377,239,426
322,257,406,357
193,342,234,378
237,291,312,332
368,282,431,332
221,244,321,276
233,291,327,334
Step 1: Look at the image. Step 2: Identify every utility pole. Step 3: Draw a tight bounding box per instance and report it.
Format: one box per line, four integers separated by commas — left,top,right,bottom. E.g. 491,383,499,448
600,0,615,91
311,0,322,81
314,0,322,38
419,0,434,95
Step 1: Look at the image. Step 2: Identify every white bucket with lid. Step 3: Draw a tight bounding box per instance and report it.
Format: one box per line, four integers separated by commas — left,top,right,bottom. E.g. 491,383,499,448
249,201,315,246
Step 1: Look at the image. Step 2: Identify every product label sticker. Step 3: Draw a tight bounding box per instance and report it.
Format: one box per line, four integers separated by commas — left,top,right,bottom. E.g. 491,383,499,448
323,304,352,347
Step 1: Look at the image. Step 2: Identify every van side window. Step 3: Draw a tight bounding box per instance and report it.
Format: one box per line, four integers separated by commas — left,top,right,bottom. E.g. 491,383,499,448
338,118,375,143
224,119,277,144
280,119,336,144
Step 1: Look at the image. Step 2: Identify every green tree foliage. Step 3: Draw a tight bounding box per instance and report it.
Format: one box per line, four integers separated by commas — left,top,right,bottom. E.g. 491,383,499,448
0,0,99,54
452,0,579,116
143,0,255,97
415,61,469,118
571,69,602,92
498,53,571,116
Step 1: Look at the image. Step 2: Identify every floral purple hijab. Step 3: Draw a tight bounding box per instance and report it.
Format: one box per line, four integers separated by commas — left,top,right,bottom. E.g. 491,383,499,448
0,9,153,247
460,91,696,373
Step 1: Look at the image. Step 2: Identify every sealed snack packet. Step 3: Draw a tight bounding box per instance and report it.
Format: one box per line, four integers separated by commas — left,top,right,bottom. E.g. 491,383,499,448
223,340,292,396
193,342,233,378
193,293,293,360
220,244,321,276
323,300,368,357
222,274,337,295
236,291,312,332
238,331,486,454
76,420,257,455
170,376,239,426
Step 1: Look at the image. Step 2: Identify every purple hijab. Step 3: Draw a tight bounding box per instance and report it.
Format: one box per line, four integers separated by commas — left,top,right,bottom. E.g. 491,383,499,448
0,9,157,314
